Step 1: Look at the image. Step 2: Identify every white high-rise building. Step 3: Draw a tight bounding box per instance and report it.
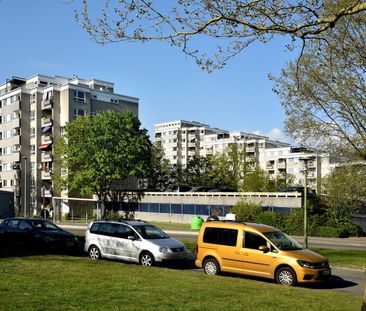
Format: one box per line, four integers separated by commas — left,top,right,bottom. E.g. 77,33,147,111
155,120,334,192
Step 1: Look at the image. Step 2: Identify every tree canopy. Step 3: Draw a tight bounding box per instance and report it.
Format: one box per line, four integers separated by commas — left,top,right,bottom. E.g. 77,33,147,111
77,0,366,71
53,110,151,209
272,13,366,160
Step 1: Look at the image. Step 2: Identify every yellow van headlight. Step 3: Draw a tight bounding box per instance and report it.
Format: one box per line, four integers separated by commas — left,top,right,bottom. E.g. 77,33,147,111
297,260,317,269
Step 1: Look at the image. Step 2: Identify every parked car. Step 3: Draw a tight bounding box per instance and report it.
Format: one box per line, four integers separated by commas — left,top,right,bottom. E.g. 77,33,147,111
0,218,78,252
188,186,214,192
195,220,331,286
85,220,189,266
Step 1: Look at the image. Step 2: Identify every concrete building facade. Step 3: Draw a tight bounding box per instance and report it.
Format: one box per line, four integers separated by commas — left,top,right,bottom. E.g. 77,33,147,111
0,74,138,216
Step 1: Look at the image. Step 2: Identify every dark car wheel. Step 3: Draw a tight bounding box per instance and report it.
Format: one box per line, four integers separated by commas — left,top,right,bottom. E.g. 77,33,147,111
88,245,101,260
139,251,154,266
203,258,220,275
276,266,297,286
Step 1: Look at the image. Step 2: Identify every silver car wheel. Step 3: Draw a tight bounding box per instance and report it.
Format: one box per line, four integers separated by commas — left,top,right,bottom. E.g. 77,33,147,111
276,267,297,286
140,253,154,266
204,259,220,275
89,246,100,260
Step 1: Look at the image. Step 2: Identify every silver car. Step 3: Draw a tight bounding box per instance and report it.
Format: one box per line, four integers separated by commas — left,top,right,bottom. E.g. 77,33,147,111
84,220,189,266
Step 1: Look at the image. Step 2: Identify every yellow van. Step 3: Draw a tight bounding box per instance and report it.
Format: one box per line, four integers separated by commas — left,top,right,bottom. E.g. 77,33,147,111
195,220,331,286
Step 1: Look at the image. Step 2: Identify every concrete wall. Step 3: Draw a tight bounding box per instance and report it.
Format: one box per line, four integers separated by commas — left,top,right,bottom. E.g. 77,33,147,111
139,192,302,208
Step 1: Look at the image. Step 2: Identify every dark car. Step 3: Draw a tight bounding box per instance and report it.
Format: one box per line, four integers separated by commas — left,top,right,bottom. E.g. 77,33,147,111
0,218,78,252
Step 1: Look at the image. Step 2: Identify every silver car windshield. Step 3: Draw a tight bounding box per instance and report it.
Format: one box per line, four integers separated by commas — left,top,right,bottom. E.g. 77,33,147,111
264,231,303,251
133,225,169,239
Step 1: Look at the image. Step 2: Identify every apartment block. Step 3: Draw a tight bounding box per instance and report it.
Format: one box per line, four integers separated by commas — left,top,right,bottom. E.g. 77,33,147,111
0,74,139,216
155,120,333,192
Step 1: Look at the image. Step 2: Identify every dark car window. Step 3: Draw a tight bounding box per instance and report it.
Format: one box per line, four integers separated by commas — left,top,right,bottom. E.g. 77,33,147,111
19,220,33,231
244,231,268,250
6,219,19,228
203,228,238,246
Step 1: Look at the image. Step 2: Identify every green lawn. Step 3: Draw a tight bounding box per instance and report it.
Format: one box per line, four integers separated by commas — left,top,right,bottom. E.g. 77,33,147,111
0,253,362,311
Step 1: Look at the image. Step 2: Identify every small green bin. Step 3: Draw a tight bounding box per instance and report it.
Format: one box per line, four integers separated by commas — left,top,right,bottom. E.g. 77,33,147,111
191,216,204,229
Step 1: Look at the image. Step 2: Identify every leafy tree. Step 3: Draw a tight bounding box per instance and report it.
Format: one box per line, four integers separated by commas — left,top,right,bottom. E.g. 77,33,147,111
272,13,366,160
146,144,177,191
53,110,151,216
178,156,213,187
208,143,252,190
321,163,366,224
77,0,366,71
240,167,276,192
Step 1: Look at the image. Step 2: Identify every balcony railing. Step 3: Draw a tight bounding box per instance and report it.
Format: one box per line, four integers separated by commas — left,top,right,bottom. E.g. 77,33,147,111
41,99,53,110
41,117,52,127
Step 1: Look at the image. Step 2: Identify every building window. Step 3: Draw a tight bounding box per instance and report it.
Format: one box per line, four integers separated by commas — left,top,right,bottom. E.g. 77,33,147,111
30,145,36,154
30,110,35,120
73,90,86,102
73,108,86,119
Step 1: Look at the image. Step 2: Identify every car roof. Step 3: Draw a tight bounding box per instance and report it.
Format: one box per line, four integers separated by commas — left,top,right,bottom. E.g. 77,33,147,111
202,220,278,233
92,220,149,227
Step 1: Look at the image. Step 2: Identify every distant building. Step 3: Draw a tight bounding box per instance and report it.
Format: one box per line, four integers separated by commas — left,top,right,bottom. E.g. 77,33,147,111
0,74,139,216
155,120,335,192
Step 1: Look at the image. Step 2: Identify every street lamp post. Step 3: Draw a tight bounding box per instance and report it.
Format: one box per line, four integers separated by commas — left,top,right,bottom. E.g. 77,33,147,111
23,156,27,218
300,157,310,249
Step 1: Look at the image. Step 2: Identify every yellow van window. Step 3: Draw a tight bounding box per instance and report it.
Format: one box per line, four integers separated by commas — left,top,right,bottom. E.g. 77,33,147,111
203,228,238,246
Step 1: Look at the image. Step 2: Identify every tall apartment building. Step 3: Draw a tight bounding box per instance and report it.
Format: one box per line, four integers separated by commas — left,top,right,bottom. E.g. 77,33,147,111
154,120,228,167
0,74,138,216
155,120,334,192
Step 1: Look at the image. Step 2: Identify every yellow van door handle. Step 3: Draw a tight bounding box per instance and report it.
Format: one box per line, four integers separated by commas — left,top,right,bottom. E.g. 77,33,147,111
234,251,240,254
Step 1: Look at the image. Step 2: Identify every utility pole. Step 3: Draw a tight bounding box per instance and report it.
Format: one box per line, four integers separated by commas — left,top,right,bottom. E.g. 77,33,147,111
300,156,311,249
23,156,27,218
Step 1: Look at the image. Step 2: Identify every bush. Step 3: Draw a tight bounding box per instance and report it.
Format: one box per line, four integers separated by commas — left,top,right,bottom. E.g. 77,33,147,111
229,200,261,222
254,212,285,231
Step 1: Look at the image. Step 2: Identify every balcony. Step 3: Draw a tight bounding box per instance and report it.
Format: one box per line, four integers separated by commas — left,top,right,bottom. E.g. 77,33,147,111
41,99,53,110
41,171,52,180
44,189,52,197
277,162,286,169
41,117,52,127
41,135,52,145
41,152,53,162
188,142,196,148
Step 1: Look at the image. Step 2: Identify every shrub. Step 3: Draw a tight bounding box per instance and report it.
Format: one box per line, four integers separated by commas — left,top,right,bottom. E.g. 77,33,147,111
229,200,262,222
254,212,285,231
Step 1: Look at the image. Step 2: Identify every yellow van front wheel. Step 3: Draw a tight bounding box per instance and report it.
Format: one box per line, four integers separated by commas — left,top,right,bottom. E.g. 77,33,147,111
276,266,297,286
203,258,220,275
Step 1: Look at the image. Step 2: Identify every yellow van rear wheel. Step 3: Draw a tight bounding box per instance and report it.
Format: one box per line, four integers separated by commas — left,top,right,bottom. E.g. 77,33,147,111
203,258,220,275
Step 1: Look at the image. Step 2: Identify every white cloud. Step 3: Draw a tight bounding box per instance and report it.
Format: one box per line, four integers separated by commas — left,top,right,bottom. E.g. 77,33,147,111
253,128,289,142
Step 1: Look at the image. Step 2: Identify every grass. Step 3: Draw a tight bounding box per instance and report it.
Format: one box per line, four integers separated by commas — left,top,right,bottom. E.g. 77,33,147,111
0,252,362,311
313,248,366,269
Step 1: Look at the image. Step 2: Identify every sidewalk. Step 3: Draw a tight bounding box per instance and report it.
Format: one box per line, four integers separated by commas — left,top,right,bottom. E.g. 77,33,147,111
59,222,366,250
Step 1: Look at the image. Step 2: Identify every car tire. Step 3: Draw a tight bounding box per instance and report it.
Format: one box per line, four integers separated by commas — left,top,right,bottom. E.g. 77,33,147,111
276,266,297,286
88,245,101,260
203,258,220,275
139,251,155,266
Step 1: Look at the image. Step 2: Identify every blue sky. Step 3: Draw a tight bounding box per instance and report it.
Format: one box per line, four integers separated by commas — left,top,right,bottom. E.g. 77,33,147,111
0,0,296,142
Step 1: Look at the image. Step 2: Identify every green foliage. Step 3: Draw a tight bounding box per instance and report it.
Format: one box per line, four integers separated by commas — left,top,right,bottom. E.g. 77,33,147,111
229,200,262,222
240,167,277,192
53,110,152,202
254,211,285,231
146,145,177,191
272,14,366,160
321,164,366,218
314,227,352,238
177,156,213,187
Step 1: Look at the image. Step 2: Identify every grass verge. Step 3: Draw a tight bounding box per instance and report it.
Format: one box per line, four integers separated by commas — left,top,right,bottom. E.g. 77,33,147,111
0,253,362,311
